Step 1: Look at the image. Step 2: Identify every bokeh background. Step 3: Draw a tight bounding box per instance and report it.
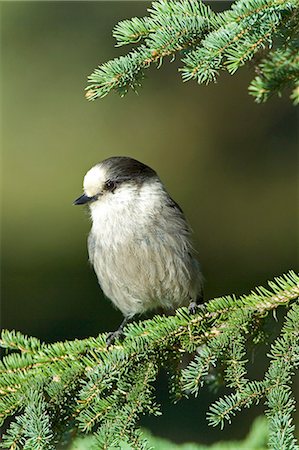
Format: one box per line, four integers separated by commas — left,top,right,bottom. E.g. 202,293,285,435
1,1,298,446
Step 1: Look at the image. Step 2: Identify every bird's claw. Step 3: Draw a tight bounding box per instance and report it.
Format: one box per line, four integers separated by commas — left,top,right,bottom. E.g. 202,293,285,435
188,301,206,315
106,329,124,347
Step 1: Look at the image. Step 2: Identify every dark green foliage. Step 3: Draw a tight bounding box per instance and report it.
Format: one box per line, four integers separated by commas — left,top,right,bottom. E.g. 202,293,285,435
249,38,299,103
2,387,54,450
85,0,299,104
1,272,299,449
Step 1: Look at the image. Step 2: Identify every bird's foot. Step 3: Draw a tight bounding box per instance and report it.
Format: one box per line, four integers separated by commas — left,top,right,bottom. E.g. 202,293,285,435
106,317,131,347
106,328,124,347
188,301,206,315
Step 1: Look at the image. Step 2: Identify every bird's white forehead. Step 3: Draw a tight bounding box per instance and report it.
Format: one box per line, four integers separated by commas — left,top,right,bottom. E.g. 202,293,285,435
83,165,107,197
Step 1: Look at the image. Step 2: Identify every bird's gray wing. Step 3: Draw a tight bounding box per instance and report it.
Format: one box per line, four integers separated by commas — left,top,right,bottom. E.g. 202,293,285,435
165,196,191,234
167,196,183,214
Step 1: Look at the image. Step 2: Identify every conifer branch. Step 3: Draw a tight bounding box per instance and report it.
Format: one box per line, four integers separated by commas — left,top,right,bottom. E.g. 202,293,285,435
1,271,299,448
85,0,299,104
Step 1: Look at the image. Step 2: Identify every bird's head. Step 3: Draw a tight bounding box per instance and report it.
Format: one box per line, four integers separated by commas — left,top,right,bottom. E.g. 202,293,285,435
73,156,157,206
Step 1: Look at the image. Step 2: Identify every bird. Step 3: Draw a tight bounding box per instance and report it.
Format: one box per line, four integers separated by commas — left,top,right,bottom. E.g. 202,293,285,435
74,156,204,345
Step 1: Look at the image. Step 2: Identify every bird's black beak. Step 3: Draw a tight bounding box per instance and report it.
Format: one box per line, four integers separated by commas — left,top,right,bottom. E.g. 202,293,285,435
73,194,93,205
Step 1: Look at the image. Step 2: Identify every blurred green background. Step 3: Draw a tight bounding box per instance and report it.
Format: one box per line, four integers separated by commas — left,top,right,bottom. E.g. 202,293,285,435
1,1,298,446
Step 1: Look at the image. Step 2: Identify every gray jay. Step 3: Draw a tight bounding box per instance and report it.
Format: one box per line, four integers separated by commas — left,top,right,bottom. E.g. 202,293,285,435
74,157,203,345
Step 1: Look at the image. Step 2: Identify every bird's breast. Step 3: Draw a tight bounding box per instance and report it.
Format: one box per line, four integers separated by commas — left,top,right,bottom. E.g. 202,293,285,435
90,185,164,243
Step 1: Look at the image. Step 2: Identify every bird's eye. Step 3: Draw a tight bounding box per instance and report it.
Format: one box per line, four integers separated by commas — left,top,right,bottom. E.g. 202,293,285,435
105,180,116,192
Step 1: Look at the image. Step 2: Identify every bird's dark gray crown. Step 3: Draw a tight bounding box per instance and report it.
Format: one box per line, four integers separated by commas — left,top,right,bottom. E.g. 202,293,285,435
100,156,157,184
